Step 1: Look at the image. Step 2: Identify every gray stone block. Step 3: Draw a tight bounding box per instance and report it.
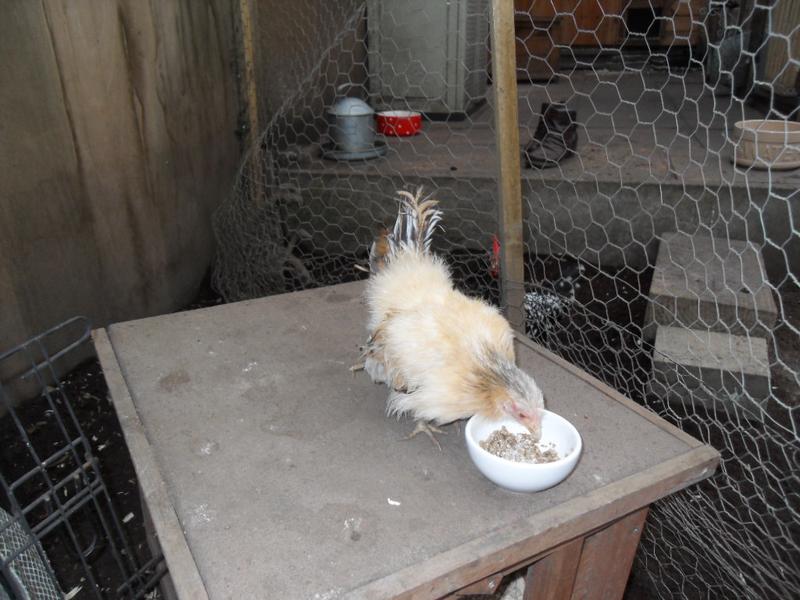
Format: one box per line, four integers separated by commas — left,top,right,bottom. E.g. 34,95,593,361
650,326,771,419
645,232,778,338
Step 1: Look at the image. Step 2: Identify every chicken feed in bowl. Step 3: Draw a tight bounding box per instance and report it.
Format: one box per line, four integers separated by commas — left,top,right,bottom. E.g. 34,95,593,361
465,411,582,492
479,426,560,463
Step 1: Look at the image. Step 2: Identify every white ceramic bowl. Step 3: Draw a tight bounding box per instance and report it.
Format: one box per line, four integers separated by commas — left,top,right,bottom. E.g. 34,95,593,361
465,411,582,493
734,119,800,170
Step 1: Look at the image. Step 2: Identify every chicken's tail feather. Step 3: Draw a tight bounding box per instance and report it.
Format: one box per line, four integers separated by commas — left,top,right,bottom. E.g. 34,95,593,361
368,187,443,274
392,187,442,255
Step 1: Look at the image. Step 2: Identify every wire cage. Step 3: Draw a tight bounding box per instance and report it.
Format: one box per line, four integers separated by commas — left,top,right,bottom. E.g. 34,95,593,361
213,0,799,598
3,1,796,598
0,318,166,599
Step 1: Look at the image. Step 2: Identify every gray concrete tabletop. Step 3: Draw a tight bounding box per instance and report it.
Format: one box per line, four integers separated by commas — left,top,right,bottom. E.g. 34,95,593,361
98,281,717,599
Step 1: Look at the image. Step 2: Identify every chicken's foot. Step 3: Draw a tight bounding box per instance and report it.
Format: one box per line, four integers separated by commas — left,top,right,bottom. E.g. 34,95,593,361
403,421,446,451
349,362,365,375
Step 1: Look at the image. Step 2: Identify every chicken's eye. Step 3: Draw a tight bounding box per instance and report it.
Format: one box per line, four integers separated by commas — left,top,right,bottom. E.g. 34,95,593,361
509,401,527,420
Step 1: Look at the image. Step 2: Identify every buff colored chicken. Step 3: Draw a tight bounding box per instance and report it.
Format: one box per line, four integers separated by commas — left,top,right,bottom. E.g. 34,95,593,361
358,188,545,448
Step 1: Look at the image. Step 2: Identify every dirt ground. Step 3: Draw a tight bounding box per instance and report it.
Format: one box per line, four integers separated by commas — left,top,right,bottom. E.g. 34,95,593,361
0,360,156,598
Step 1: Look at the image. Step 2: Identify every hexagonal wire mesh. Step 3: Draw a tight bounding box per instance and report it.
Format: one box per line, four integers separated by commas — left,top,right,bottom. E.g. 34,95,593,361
212,1,799,598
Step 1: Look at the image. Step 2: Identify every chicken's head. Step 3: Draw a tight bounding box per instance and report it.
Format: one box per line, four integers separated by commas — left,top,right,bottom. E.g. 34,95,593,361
477,352,546,440
501,368,545,440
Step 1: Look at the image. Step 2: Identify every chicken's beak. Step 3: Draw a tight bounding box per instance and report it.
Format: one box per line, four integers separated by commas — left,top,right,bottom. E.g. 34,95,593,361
520,412,543,441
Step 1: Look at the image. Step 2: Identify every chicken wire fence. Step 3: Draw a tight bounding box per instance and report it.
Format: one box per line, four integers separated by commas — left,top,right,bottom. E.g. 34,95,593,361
213,1,799,598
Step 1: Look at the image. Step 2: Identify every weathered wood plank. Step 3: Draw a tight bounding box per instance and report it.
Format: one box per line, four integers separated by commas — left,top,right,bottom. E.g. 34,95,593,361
237,0,260,149
523,537,584,600
93,328,209,600
559,0,625,46
105,281,719,599
452,572,504,597
1,1,240,349
491,0,526,331
571,508,649,600
349,445,716,599
0,1,107,362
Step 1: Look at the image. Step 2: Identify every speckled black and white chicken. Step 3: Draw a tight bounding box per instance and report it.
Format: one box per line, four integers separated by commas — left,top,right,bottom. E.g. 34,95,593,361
490,237,580,339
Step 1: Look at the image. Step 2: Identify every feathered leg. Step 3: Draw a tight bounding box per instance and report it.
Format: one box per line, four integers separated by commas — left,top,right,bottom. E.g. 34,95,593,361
350,357,389,386
387,390,446,450
353,326,393,385
364,356,387,384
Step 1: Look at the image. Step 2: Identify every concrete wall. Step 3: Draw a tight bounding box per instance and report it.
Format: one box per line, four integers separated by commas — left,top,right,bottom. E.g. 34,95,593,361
0,1,241,350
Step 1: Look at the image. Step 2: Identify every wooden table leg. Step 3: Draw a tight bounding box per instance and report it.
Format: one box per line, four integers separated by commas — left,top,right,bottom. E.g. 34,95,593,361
523,508,648,600
523,537,584,600
570,507,649,600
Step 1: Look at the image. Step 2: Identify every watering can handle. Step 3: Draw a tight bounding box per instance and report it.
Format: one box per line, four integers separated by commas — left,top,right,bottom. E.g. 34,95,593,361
336,83,354,96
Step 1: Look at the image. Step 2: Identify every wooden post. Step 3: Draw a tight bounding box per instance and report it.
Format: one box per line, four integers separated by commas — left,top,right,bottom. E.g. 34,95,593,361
237,0,266,201
490,0,525,332
238,0,260,149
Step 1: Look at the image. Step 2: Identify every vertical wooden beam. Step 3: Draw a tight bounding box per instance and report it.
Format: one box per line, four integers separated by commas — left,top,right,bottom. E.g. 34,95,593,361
523,537,584,600
490,0,525,331
570,508,649,600
236,0,266,204
238,0,260,148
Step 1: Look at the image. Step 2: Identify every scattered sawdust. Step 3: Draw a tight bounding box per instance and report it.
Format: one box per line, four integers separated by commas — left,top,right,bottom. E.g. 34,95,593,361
480,427,560,463
342,517,362,542
198,440,219,455
64,586,83,599
312,588,343,600
185,503,216,527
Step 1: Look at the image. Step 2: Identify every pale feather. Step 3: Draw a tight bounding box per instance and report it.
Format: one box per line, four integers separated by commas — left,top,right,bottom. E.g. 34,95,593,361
365,251,515,424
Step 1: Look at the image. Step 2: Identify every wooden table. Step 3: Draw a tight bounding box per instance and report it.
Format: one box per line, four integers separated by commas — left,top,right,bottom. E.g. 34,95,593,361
94,281,718,599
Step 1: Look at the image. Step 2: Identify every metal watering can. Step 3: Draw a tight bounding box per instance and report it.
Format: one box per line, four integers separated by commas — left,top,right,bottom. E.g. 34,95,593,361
327,86,375,152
